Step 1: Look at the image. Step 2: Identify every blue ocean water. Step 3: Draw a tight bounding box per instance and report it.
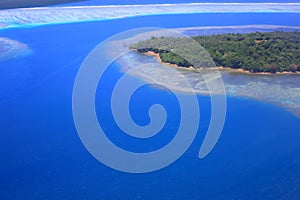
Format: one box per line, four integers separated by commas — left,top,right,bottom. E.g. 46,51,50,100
1,12,300,200
61,0,300,6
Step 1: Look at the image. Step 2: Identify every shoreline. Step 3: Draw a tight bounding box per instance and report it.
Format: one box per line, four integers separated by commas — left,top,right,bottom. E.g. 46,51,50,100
137,50,300,75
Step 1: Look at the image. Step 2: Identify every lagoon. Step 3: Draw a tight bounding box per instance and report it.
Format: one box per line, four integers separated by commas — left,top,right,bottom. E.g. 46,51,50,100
1,8,300,200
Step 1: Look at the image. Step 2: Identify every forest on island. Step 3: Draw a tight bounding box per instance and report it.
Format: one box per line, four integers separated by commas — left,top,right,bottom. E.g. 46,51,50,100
130,31,300,73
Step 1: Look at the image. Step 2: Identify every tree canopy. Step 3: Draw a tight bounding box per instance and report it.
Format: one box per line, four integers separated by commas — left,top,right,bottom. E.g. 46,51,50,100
130,31,300,73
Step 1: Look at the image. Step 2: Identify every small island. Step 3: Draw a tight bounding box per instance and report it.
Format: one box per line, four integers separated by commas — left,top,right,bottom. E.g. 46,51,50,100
130,31,300,74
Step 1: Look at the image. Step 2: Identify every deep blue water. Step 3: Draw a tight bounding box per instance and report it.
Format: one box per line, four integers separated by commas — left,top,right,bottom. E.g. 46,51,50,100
61,0,300,6
1,12,300,199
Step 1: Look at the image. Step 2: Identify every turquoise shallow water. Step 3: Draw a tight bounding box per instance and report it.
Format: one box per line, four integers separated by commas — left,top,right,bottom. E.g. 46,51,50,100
1,11,300,199
116,26,300,117
120,57,300,117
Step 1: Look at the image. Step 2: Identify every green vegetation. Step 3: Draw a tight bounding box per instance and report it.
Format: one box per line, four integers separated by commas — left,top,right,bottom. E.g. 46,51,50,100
130,31,300,73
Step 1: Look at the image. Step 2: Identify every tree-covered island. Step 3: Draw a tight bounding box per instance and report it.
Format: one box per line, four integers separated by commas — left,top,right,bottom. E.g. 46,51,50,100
130,31,300,73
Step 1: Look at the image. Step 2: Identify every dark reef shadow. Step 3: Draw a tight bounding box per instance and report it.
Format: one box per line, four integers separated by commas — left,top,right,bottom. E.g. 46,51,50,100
0,0,87,10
